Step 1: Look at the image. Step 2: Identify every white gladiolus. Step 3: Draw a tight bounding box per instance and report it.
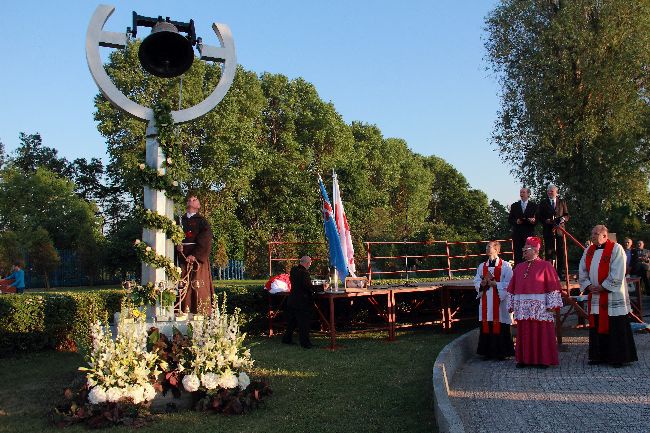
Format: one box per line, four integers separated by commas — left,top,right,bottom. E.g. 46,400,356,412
238,372,250,390
88,386,107,404
201,372,219,390
182,374,200,392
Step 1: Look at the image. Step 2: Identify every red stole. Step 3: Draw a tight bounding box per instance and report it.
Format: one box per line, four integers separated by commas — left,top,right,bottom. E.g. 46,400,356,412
585,240,614,334
481,259,502,334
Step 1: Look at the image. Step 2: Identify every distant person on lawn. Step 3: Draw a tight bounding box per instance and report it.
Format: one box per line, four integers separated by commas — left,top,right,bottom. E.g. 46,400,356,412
0,261,26,294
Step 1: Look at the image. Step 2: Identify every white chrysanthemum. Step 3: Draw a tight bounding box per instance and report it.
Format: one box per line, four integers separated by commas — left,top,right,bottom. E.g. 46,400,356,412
166,157,173,164
145,246,152,252
172,181,179,187
182,374,200,392
201,372,219,390
128,385,145,405
157,168,165,176
143,383,157,401
106,387,123,402
139,163,145,170
238,372,250,390
218,371,238,389
134,239,141,245
88,386,107,404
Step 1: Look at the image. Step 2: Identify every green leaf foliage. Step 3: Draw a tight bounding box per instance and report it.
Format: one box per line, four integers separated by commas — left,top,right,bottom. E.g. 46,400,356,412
485,0,650,237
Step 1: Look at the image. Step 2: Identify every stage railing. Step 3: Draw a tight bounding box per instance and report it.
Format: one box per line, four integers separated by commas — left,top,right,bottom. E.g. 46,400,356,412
267,239,515,283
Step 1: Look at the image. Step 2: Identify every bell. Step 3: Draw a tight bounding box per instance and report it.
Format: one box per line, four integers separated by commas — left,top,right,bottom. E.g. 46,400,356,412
138,20,195,78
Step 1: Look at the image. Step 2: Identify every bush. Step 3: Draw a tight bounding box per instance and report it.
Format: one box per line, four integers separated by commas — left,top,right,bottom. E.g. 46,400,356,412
0,283,270,356
0,290,124,356
214,283,268,334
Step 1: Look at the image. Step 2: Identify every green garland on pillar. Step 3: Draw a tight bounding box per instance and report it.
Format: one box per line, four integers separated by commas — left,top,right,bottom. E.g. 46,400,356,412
134,102,189,283
134,207,185,245
134,240,182,282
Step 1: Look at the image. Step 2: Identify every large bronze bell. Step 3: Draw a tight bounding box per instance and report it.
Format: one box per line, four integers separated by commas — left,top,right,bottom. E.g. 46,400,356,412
138,20,195,78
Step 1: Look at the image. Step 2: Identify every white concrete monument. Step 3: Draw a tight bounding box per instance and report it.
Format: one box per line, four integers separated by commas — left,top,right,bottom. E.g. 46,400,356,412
85,4,236,285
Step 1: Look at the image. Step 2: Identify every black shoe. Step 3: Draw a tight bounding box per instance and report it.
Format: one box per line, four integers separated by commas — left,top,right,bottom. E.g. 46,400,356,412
516,363,527,368
536,364,549,369
610,363,624,368
301,343,313,349
588,360,603,365
282,339,295,345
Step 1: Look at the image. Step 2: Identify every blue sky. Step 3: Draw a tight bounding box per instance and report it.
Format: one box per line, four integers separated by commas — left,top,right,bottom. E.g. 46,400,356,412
0,0,520,206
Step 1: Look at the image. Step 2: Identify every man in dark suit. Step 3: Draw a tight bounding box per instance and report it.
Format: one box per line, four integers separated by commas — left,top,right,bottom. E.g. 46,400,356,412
508,187,538,265
537,184,570,275
282,256,328,348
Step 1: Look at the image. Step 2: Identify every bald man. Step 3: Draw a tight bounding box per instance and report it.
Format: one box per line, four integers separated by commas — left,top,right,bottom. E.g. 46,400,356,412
282,256,327,348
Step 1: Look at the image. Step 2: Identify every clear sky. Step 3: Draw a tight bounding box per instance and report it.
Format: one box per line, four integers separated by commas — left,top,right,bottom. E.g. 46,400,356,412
0,0,520,206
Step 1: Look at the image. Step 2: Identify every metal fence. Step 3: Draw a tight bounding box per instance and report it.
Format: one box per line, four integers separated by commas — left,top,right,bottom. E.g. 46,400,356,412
213,260,245,280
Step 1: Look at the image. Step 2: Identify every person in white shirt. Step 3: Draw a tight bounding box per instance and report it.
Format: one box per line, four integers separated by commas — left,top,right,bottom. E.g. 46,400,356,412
473,241,514,360
579,225,638,367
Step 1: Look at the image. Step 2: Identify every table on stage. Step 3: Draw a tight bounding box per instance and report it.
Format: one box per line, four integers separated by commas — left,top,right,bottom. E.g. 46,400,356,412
267,280,478,349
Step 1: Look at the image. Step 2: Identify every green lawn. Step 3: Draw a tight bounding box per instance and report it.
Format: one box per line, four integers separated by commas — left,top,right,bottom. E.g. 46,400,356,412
0,330,455,433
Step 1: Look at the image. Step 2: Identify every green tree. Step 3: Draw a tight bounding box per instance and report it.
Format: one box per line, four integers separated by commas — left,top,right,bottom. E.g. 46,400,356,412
0,168,100,249
0,139,5,170
10,132,71,177
485,0,650,237
28,227,60,289
214,237,229,280
485,200,511,240
0,230,22,274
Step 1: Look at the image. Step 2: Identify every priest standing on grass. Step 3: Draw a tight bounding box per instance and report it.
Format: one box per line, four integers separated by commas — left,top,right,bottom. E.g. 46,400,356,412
507,236,563,368
579,225,638,367
473,241,514,360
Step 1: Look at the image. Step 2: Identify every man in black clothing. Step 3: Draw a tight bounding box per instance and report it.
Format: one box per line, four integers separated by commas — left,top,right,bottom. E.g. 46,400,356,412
508,187,538,265
282,256,328,348
537,184,570,275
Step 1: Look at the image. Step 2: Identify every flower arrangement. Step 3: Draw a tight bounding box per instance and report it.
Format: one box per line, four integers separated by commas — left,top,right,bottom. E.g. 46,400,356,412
123,280,178,309
149,295,271,414
178,295,253,392
53,294,270,428
79,312,164,405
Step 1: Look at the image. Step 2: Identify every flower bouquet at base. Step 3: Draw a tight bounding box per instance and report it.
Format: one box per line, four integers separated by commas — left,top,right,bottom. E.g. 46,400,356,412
155,295,272,413
52,312,165,428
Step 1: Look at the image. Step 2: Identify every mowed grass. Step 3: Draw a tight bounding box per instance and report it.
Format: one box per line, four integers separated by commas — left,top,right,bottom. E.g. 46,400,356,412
0,330,455,433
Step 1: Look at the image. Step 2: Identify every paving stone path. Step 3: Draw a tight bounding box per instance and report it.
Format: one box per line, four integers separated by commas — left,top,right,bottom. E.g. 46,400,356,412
449,329,650,433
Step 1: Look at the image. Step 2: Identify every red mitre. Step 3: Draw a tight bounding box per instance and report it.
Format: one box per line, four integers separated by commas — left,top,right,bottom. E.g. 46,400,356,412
525,236,542,249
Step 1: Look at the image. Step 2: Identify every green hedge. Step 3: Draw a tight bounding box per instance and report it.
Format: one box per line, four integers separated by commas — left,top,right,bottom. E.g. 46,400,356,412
0,290,124,356
0,284,271,356
214,283,268,334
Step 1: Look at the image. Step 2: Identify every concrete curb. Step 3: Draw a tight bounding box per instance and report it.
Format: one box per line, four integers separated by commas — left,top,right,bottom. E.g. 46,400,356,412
432,328,478,433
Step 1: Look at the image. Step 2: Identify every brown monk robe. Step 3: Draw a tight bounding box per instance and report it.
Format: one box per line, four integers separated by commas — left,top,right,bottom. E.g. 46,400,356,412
177,195,214,314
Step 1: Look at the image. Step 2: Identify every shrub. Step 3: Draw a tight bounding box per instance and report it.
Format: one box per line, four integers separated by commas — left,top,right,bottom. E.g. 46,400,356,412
0,290,125,356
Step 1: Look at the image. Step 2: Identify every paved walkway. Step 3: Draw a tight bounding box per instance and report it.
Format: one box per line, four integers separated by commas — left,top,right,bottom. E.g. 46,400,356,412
449,328,650,433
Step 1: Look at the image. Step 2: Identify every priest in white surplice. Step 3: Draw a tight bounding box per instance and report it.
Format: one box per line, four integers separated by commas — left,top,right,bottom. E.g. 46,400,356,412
579,225,638,367
473,241,515,360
